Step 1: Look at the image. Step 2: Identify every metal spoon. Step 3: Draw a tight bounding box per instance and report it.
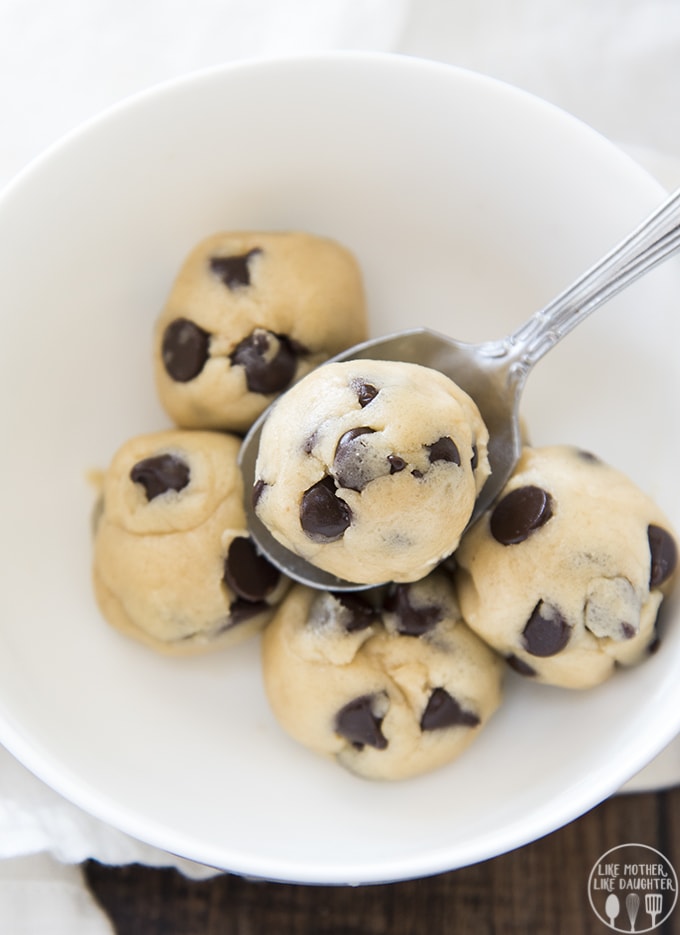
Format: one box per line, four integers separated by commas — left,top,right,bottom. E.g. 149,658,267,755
240,188,680,591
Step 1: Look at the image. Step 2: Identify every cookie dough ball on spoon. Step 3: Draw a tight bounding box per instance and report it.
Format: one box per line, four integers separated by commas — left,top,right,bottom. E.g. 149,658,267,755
454,445,678,689
261,571,503,780
253,359,490,585
154,231,367,433
93,430,289,654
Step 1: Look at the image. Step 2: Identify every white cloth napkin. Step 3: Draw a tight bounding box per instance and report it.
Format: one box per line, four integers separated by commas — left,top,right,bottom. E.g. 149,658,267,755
1,0,679,929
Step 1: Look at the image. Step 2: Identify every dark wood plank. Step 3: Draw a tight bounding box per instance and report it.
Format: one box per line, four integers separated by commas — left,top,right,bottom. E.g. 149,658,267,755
85,786,678,935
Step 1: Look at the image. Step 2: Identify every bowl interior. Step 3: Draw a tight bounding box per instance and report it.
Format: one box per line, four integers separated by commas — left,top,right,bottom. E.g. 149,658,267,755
0,52,679,884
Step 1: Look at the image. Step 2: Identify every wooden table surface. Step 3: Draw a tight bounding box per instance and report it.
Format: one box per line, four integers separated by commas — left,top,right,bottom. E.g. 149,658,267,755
84,783,680,934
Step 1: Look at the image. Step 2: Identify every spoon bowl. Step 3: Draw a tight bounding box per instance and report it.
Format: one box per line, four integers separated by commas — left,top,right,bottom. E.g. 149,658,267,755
239,326,522,590
241,187,680,590
605,893,621,927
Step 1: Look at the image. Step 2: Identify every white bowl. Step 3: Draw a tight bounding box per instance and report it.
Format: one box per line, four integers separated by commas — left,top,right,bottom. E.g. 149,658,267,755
0,52,679,885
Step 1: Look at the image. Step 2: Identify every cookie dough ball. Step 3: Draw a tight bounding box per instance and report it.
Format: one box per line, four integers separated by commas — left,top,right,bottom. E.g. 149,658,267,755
93,430,289,654
261,572,503,780
154,231,367,433
253,359,490,584
454,445,678,689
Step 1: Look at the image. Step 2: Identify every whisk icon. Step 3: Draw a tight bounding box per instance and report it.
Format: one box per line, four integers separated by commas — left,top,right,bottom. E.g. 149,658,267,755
625,892,640,931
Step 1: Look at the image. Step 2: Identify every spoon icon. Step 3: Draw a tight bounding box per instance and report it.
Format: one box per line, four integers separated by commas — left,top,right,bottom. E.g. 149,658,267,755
605,893,621,928
240,188,680,590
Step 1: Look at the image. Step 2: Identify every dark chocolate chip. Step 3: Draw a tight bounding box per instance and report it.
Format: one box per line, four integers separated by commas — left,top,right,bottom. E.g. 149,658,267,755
420,687,480,731
620,622,636,640
333,427,376,491
130,454,190,501
490,485,554,545
411,469,424,479
471,444,479,471
387,455,406,474
335,694,388,750
300,476,352,541
384,584,443,636
506,654,537,677
427,436,461,465
303,432,318,455
209,248,262,289
521,601,571,656
230,329,299,394
648,524,678,588
354,381,379,407
252,479,267,509
331,592,380,632
577,449,601,464
223,536,280,602
161,318,210,382
228,598,269,627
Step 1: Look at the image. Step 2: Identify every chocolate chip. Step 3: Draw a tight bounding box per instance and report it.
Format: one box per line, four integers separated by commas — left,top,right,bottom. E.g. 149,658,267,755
648,524,678,587
331,592,379,632
388,455,406,474
230,329,299,394
490,485,553,545
471,444,478,471
420,687,480,731
620,622,636,640
521,601,571,656
209,248,262,289
252,479,267,508
223,536,280,602
161,318,210,382
335,694,388,750
228,599,269,627
427,436,460,465
354,381,379,407
384,584,443,636
300,476,352,541
506,654,537,677
333,427,376,491
130,454,190,501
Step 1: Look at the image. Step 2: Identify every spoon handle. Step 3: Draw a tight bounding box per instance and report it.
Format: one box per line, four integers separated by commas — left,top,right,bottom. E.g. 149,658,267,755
501,187,680,373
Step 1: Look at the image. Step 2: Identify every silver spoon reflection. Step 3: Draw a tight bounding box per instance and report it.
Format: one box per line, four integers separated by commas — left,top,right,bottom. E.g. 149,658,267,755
240,188,680,591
